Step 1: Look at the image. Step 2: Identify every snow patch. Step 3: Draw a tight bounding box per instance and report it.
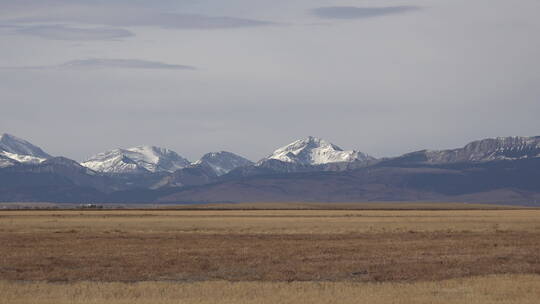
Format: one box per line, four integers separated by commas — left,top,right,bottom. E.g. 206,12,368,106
0,151,46,164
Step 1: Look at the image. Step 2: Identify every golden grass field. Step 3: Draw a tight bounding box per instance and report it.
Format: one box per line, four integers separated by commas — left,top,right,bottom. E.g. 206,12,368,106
2,275,540,304
1,205,539,303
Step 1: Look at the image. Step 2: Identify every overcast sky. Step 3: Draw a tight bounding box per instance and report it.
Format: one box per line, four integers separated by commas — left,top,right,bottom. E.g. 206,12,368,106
1,0,539,162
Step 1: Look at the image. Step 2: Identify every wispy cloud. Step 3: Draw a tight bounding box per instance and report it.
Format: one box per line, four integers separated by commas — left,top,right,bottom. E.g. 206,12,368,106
312,6,420,19
1,59,196,71
15,25,134,40
127,13,274,29
10,11,275,30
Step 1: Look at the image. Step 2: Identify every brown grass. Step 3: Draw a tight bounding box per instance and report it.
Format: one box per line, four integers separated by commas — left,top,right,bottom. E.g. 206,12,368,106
158,202,532,210
1,274,540,304
1,209,540,234
1,210,540,283
2,201,533,210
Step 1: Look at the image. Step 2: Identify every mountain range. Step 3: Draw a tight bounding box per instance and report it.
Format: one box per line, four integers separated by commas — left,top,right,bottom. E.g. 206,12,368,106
1,133,539,205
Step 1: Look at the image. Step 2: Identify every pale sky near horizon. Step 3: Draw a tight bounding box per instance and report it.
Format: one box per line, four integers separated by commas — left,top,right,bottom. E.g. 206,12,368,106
1,0,539,162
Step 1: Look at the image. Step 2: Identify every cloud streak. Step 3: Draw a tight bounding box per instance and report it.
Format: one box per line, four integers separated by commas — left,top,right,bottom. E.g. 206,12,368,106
15,25,134,40
10,12,275,30
312,6,420,19
1,59,196,71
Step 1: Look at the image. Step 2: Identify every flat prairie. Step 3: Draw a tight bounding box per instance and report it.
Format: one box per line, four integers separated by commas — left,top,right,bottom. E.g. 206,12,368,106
2,275,540,304
1,207,539,303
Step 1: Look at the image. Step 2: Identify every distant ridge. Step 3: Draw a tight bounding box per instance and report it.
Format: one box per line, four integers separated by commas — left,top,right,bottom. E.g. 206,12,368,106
380,136,540,166
1,134,540,204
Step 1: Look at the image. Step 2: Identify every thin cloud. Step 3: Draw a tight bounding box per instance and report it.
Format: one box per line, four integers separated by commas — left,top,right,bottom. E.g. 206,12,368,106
133,13,274,29
0,24,21,29
312,6,420,19
1,59,196,71
15,25,134,40
11,12,275,30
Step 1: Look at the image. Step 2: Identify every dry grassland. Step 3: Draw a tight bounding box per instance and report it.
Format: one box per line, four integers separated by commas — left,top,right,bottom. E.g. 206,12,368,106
1,274,540,304
1,208,539,303
159,202,529,210
2,209,539,234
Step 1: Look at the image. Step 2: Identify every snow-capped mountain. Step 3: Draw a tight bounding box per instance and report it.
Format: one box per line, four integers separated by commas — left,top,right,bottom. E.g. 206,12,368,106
3,133,540,204
259,136,375,166
0,133,51,165
392,136,540,165
82,146,190,174
193,151,253,176
429,136,540,162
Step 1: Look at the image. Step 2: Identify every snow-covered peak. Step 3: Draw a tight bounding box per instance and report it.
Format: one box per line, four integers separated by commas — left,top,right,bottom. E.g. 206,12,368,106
194,151,253,176
261,136,374,166
81,146,190,174
125,146,189,171
0,133,51,159
0,133,50,166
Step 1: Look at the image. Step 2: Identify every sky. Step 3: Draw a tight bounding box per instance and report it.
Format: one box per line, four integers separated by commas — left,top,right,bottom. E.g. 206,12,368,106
1,0,539,162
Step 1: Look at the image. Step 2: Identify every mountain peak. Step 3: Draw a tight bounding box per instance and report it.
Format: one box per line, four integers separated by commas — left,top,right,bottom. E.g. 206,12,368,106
81,146,190,174
295,136,338,147
1,133,30,145
0,133,20,140
0,133,51,163
194,151,253,176
262,137,374,166
1,133,13,140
